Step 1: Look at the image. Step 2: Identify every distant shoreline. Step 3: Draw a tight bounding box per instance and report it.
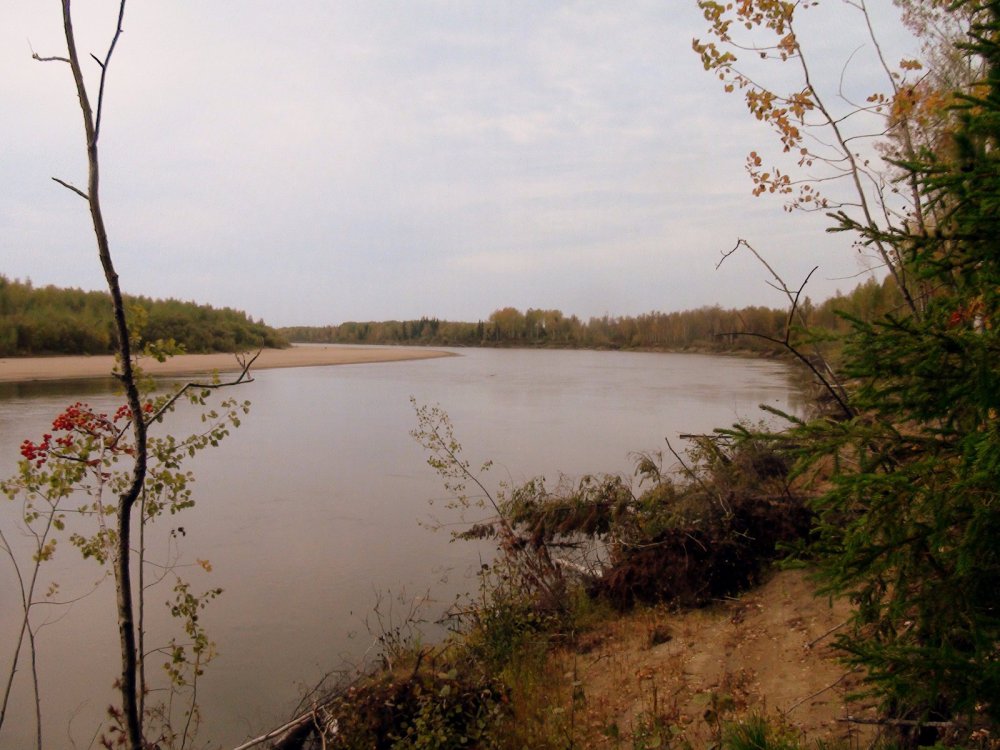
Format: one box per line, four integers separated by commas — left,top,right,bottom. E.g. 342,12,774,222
0,345,454,383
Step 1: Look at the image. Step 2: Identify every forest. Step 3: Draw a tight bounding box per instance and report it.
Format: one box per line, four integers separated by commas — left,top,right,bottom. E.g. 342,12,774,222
280,275,902,354
0,275,288,355
1,267,900,360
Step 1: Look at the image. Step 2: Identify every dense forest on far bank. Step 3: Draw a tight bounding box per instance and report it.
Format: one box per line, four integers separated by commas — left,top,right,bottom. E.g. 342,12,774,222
2,270,898,360
280,275,901,354
0,275,288,356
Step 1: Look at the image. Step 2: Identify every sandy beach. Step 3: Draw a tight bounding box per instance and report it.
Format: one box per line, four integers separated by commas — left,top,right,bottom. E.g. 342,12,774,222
0,345,454,383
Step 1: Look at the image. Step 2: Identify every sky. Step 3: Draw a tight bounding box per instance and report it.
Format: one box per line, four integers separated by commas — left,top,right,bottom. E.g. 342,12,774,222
0,2,920,328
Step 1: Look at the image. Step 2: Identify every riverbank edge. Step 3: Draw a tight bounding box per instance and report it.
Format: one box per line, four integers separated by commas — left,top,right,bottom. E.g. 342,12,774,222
0,345,455,384
286,339,790,358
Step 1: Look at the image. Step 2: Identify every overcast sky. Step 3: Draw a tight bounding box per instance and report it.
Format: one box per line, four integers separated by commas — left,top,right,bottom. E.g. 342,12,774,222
1,2,919,327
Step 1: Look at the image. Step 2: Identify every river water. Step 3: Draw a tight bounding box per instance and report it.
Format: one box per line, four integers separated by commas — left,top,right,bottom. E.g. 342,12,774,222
0,347,803,748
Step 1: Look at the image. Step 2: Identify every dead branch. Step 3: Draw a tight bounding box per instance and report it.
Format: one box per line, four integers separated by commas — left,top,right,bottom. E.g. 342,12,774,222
32,52,70,63
806,617,851,649
717,239,810,332
50,177,88,200
784,669,857,714
29,36,70,64
715,329,853,419
716,239,854,418
229,714,314,750
838,716,955,728
93,1,126,141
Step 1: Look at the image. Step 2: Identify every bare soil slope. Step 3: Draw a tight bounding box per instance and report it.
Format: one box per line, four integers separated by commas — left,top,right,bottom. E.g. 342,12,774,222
555,569,877,747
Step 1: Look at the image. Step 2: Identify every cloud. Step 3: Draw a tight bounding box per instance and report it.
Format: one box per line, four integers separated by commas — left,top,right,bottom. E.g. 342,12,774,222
1,1,912,326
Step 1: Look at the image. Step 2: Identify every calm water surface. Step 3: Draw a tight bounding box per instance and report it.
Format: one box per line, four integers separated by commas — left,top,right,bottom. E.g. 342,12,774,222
0,348,803,748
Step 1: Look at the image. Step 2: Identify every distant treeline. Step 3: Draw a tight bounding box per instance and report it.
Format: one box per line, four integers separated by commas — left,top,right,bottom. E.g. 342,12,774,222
281,276,902,354
0,276,287,356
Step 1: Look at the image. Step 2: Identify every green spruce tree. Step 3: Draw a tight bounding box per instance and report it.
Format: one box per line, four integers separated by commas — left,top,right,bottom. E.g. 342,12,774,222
802,1,1000,740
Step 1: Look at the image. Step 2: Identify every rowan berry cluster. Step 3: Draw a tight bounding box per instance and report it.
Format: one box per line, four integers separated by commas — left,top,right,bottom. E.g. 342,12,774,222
51,402,115,436
18,400,152,468
19,434,52,467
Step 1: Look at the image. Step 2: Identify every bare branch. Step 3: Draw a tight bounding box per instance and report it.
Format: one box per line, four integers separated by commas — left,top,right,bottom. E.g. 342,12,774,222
144,349,261,428
838,716,955,729
717,239,798,309
32,52,70,64
717,240,853,417
30,37,70,64
786,266,819,343
50,176,89,200
806,617,851,649
230,714,314,750
93,1,127,142
785,669,856,714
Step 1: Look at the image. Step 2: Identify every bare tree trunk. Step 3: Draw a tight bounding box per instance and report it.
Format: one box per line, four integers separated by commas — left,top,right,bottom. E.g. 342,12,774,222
59,2,144,747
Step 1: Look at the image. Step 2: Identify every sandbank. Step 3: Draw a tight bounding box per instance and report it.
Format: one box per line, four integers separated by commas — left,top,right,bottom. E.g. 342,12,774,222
0,345,454,383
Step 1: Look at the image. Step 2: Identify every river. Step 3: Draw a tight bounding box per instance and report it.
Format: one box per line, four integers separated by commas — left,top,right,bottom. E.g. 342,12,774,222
0,347,804,748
